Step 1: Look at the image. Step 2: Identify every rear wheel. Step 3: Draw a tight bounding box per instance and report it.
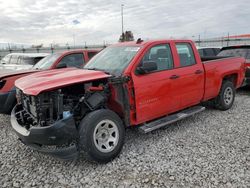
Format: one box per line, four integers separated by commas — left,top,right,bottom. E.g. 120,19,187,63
78,109,125,163
214,81,235,111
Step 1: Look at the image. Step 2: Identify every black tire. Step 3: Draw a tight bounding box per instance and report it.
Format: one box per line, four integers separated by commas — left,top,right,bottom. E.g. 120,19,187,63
214,81,235,111
78,109,125,163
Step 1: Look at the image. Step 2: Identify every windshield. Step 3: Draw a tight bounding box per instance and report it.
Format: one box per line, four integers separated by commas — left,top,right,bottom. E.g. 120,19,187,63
32,53,61,70
218,48,250,60
84,46,140,75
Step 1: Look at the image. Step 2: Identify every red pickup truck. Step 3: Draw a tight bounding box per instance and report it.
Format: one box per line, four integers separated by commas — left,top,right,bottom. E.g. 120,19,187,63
11,40,245,163
0,49,100,114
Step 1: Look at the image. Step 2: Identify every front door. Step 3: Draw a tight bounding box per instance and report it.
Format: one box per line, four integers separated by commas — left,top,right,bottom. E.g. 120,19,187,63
131,43,180,124
56,53,85,68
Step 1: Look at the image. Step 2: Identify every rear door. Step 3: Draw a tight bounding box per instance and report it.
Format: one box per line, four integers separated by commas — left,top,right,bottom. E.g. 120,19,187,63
173,43,204,109
131,43,180,123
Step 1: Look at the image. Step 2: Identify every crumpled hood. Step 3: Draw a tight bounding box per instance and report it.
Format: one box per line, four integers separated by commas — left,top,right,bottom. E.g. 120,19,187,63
0,69,39,80
15,68,111,96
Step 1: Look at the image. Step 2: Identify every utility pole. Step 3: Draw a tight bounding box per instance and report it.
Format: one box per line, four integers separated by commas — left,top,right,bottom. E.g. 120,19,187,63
198,34,201,46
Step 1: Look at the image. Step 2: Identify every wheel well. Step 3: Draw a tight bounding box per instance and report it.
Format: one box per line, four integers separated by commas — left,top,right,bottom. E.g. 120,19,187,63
222,74,238,87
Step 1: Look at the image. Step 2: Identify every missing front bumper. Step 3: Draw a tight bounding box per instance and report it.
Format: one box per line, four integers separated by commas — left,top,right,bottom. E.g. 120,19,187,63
11,105,79,160
23,141,79,160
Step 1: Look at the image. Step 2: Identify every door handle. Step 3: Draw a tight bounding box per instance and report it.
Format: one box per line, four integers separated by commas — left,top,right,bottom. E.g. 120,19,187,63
195,70,203,74
170,75,180,79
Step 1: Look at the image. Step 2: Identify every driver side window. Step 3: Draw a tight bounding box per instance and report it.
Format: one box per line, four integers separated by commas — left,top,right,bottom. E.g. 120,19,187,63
57,53,85,68
140,44,174,71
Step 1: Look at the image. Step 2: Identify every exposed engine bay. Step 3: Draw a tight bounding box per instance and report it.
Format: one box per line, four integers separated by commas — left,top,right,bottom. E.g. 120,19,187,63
15,79,109,129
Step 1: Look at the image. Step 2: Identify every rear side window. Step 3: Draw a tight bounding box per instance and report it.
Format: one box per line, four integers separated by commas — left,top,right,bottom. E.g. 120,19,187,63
141,44,174,71
87,52,98,60
204,48,215,56
176,43,196,67
58,53,84,68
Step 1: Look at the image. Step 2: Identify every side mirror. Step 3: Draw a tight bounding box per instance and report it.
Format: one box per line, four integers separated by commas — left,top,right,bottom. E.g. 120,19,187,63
56,63,67,69
136,61,157,74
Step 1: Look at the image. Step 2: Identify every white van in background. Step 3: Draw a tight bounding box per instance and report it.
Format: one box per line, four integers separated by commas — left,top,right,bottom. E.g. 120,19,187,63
0,53,49,71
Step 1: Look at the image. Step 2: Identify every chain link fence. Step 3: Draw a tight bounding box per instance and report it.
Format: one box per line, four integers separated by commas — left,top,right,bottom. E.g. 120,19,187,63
0,44,107,60
1,38,250,60
195,38,250,47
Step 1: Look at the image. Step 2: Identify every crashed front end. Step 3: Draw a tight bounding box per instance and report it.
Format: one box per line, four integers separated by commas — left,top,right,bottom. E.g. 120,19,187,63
11,81,109,160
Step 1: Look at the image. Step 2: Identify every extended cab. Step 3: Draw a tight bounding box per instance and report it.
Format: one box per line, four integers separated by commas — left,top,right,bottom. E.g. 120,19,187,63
11,40,245,163
0,49,100,114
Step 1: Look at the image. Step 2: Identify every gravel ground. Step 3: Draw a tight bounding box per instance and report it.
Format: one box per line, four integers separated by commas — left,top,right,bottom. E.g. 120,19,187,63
0,89,250,188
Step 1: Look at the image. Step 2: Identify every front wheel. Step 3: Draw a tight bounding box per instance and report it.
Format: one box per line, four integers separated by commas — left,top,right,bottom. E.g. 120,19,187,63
78,109,125,163
214,81,235,111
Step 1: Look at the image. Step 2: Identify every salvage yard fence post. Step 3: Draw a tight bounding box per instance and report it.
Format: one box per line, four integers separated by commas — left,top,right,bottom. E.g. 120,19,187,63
0,43,108,60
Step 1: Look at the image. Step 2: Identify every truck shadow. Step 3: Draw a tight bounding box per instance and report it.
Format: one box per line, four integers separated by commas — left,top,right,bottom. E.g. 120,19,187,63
237,86,250,95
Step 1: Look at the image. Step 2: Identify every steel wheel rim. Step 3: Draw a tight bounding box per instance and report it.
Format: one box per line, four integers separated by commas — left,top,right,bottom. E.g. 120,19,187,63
224,87,233,105
93,120,119,153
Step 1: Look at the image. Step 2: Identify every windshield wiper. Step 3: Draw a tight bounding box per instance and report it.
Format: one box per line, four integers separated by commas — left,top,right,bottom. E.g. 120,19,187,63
85,67,111,75
85,67,98,71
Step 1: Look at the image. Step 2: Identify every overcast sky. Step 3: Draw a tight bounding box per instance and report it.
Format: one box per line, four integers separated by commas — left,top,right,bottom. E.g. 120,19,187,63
0,0,249,46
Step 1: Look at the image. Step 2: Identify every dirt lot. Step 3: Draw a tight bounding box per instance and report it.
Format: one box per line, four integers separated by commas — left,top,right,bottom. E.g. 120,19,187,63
0,89,249,188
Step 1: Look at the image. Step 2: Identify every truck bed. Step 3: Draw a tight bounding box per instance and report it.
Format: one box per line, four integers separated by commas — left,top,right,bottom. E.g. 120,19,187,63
201,56,232,62
202,56,245,101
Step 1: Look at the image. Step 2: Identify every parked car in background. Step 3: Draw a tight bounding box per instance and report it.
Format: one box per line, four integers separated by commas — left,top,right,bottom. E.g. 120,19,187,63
197,47,221,57
11,39,245,163
0,49,100,114
33,49,99,70
217,45,250,86
0,53,49,70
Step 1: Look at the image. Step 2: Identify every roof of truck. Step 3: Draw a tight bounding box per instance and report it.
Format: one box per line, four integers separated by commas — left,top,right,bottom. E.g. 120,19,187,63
58,49,101,53
112,39,194,47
